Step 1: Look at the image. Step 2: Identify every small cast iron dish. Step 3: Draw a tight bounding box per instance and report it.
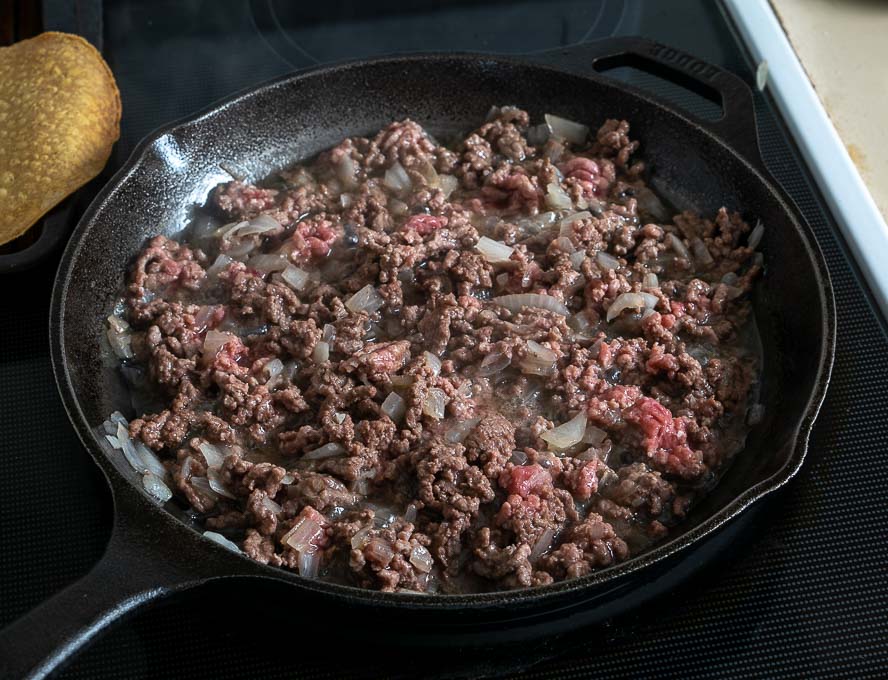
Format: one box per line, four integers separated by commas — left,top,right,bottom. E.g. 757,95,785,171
0,37,835,679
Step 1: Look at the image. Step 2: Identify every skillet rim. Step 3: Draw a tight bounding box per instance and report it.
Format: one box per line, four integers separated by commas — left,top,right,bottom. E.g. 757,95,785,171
50,50,836,609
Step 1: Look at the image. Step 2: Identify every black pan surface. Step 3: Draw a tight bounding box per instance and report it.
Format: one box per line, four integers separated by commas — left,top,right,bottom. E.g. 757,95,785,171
0,37,834,679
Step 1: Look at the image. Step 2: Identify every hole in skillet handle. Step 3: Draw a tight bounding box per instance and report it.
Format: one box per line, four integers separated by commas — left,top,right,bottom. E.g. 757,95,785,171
593,53,725,121
532,37,766,174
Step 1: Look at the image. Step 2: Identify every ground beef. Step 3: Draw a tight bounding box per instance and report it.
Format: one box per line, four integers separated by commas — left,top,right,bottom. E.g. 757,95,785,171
108,108,762,593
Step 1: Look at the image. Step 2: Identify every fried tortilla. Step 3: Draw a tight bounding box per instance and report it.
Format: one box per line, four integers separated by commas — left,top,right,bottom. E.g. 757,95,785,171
0,32,121,245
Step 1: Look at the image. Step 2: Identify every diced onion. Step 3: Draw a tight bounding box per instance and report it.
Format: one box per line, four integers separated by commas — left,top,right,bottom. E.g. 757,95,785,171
263,496,283,514
198,441,225,469
135,441,167,478
635,186,670,221
526,339,557,362
248,253,289,273
282,514,325,553
510,450,529,465
568,311,594,335
340,193,353,208
530,526,556,561
304,442,346,460
544,182,573,210
226,239,256,260
368,504,396,527
640,292,659,309
570,250,587,270
115,423,147,474
559,211,592,236
142,473,173,503
261,358,284,386
748,220,765,249
691,237,714,267
388,199,409,219
282,361,300,383
541,411,587,451
364,538,394,566
553,236,575,253
582,425,608,445
643,273,659,288
203,330,237,356
281,264,311,292
383,162,412,193
322,323,336,344
606,292,647,322
520,339,558,377
409,545,434,573
668,233,691,260
404,503,418,524
492,293,569,316
281,473,295,485
299,551,321,578
351,526,372,549
206,254,233,276
221,214,281,240
204,531,242,552
417,158,440,188
422,388,447,419
725,285,744,301
445,417,481,443
346,284,384,314
545,113,589,145
207,467,237,499
517,211,558,235
106,315,133,359
423,351,442,376
217,220,248,239
191,476,219,500
240,214,282,236
439,174,459,199
389,375,415,389
596,251,620,270
312,341,330,364
721,272,739,286
476,236,514,263
107,314,128,333
337,154,359,189
478,351,511,376
117,424,156,479
381,392,407,423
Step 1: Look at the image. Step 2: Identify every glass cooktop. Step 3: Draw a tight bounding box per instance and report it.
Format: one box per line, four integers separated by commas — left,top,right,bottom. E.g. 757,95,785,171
2,0,883,677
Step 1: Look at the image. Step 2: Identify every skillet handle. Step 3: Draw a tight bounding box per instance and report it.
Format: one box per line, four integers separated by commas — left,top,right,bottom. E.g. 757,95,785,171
533,37,765,172
0,491,211,679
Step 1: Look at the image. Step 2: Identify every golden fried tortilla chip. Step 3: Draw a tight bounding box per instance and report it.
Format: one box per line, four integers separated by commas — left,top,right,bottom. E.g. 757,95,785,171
0,32,121,245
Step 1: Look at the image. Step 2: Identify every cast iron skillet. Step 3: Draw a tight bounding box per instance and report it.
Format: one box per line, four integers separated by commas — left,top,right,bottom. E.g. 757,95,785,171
0,37,834,679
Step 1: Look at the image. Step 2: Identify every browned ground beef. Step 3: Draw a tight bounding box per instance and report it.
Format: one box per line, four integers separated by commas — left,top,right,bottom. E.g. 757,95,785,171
109,107,761,593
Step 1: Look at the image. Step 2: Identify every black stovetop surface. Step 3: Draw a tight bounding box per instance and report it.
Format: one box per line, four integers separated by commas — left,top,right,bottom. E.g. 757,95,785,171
2,1,887,677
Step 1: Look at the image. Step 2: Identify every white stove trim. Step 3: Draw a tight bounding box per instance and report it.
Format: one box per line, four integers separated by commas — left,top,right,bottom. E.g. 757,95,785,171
724,0,888,321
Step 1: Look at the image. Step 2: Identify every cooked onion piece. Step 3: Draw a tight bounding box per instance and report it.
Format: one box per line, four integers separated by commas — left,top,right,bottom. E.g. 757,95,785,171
541,411,587,451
